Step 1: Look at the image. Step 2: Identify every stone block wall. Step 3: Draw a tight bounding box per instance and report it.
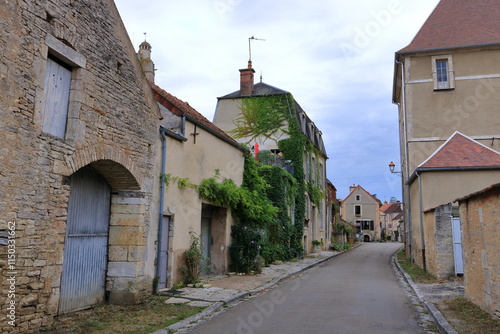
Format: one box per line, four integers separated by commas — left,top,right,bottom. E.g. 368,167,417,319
0,1,161,332
424,204,455,279
459,185,500,320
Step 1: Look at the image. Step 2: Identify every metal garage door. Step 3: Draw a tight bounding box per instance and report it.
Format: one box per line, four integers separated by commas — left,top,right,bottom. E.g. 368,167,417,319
59,166,111,314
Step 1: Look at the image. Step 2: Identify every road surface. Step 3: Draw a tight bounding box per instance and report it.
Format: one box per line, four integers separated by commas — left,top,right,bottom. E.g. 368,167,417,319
185,243,429,334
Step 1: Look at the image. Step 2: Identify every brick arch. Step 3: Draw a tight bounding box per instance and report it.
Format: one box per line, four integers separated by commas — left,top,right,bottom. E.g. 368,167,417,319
66,145,143,190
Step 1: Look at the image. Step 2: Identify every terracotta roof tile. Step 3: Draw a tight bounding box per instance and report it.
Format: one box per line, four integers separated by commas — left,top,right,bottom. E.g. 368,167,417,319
419,132,500,168
149,81,238,144
380,203,402,214
399,0,500,53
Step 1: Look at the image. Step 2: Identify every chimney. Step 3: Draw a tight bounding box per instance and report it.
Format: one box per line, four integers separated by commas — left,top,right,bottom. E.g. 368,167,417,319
349,184,357,193
239,60,255,96
138,41,155,82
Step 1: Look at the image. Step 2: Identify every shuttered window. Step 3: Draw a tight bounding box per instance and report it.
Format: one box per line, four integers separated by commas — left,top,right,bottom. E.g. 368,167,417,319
42,56,72,138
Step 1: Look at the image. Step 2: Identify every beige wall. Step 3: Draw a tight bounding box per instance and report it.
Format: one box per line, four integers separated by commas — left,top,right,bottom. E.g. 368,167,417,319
459,186,500,319
161,120,245,285
402,49,500,172
342,188,381,241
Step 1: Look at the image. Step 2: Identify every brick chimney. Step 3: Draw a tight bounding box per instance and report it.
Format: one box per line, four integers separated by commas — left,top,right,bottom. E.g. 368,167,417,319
239,60,255,96
349,184,357,193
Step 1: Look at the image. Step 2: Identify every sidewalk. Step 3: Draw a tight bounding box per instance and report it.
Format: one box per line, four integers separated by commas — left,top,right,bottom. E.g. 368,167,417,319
394,257,463,334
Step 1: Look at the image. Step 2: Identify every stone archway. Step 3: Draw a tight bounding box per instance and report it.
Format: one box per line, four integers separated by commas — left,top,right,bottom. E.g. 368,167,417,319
59,159,149,312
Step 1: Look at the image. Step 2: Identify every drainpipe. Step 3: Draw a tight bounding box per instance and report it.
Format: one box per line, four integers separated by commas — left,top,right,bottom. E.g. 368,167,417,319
394,58,412,262
181,114,186,136
417,171,426,271
156,128,170,287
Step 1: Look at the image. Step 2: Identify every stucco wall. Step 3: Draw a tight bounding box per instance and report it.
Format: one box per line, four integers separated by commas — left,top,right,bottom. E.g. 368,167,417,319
403,49,500,172
162,120,245,285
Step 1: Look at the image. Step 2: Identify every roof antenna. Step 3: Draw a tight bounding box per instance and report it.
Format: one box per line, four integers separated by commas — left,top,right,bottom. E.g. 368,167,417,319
248,35,265,63
144,32,147,41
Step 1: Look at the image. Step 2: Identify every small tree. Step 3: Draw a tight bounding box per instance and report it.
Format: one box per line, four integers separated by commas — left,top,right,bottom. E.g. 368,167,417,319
181,230,207,284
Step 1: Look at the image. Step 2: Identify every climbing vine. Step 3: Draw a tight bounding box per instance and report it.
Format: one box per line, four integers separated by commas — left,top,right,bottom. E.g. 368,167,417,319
228,95,290,144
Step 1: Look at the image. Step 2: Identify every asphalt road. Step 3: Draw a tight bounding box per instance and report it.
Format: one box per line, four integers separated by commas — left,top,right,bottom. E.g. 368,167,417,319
186,243,425,334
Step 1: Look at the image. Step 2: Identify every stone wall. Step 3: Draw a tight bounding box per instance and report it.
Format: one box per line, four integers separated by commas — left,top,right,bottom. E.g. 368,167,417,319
0,1,161,332
458,185,500,320
423,204,456,279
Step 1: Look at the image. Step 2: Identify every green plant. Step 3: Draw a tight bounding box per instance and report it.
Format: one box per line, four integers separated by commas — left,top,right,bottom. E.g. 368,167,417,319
181,230,208,285
311,240,324,246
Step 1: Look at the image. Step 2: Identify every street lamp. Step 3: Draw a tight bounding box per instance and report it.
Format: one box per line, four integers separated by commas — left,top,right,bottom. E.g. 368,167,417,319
388,161,401,174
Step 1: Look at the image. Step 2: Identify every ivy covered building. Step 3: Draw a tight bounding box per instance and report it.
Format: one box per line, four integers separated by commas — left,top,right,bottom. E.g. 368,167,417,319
213,61,329,254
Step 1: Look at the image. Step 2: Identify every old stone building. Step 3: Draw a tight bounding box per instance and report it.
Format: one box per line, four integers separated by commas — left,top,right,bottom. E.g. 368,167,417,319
0,1,162,332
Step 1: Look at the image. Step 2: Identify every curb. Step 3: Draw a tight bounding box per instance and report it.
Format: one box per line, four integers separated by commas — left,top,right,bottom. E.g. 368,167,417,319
393,253,458,334
159,245,357,333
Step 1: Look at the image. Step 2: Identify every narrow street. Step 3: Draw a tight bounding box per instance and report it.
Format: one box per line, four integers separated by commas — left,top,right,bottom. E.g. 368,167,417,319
184,243,430,334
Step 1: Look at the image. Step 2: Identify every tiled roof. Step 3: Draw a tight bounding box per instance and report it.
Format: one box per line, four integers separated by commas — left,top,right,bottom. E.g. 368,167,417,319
419,131,500,168
149,81,239,145
218,82,289,99
342,185,381,205
399,0,500,53
380,203,402,214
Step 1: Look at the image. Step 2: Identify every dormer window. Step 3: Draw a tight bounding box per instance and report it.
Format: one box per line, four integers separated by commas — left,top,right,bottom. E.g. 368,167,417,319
432,55,454,90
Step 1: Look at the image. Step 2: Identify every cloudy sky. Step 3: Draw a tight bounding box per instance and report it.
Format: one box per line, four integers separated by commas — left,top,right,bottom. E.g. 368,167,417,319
114,0,440,201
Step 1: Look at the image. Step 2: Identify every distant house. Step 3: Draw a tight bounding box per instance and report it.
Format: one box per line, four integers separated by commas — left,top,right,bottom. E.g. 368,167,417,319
138,41,248,288
0,2,162,332
392,0,500,267
213,61,329,254
379,202,403,241
341,185,381,242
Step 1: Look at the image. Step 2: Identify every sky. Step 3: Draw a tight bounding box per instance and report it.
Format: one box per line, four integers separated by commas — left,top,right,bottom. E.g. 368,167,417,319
114,0,440,202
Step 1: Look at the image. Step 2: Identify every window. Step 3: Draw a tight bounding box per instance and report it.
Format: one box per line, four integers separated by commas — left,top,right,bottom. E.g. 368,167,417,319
355,195,360,201
36,34,86,139
354,205,361,216
356,220,374,231
41,55,72,137
432,55,454,90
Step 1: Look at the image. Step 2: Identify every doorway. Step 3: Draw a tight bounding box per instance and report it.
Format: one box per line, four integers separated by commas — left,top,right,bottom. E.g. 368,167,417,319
59,166,111,314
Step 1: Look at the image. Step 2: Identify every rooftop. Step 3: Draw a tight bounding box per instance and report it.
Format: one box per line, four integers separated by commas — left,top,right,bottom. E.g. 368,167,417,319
399,0,500,54
419,132,500,169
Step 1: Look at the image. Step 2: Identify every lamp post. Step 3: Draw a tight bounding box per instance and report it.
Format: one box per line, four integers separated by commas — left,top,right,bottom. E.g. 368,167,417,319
388,161,401,174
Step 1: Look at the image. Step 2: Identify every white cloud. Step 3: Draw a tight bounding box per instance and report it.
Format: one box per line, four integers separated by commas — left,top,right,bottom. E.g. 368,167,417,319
115,0,439,200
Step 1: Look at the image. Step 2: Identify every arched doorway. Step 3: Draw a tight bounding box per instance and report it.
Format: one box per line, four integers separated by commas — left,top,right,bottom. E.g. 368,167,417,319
363,235,371,242
59,166,111,314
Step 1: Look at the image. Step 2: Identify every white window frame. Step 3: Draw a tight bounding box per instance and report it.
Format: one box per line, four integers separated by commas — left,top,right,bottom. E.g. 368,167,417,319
432,55,455,90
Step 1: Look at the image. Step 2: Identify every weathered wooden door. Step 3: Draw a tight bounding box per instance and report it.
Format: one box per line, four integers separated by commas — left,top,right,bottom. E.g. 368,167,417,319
59,167,111,314
451,217,464,275
157,216,170,290
200,217,211,275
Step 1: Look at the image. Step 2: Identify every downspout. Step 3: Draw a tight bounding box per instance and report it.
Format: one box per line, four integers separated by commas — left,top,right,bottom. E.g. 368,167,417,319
156,128,169,287
181,114,186,136
395,58,413,261
417,171,426,270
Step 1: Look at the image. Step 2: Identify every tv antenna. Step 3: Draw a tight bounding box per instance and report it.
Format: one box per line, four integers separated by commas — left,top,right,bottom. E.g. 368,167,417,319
248,35,265,61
